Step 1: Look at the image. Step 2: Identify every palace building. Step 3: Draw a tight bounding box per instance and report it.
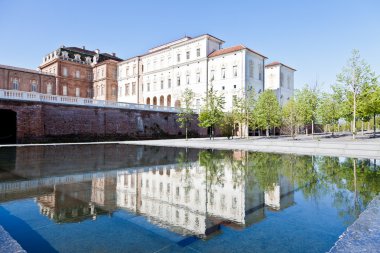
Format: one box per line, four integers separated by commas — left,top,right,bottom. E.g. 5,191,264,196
39,46,122,101
0,34,295,109
117,34,275,111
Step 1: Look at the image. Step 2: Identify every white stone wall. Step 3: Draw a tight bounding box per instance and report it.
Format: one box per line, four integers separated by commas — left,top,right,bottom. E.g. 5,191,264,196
264,64,295,106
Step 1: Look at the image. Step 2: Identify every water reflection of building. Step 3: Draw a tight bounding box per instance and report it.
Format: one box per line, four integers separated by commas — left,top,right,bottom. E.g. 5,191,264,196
37,177,117,223
116,162,294,238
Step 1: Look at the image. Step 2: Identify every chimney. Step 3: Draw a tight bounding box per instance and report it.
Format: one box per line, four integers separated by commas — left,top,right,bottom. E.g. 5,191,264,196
112,53,116,57
82,46,86,50
95,49,100,54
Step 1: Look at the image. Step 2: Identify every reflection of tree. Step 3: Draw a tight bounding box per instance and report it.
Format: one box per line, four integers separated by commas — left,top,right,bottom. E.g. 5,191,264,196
317,156,380,224
248,153,282,191
177,149,193,194
199,150,225,188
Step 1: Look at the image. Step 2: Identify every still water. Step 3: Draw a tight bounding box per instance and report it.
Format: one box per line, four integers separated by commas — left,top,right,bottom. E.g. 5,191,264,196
0,144,379,253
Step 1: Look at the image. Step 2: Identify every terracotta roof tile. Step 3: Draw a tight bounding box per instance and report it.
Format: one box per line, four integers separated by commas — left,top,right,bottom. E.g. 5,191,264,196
208,45,267,59
265,61,296,71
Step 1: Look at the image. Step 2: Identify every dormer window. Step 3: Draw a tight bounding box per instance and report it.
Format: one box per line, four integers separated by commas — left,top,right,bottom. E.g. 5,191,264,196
62,51,69,59
74,54,81,61
85,57,92,63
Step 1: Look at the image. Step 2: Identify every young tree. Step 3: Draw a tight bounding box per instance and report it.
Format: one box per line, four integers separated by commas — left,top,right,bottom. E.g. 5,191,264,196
198,85,225,139
317,92,341,135
255,90,281,137
176,88,195,140
358,81,380,137
295,84,319,137
282,98,300,139
336,49,376,139
220,112,235,139
232,88,256,138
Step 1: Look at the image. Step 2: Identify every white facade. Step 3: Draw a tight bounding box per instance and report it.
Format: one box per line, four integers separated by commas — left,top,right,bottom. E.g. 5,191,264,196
117,34,268,111
264,62,296,106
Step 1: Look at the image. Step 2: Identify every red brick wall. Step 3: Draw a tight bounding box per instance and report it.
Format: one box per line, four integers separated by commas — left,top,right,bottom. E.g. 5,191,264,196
0,100,206,143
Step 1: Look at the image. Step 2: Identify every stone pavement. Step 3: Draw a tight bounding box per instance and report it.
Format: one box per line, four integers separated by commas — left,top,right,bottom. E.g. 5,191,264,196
0,225,26,253
329,194,380,253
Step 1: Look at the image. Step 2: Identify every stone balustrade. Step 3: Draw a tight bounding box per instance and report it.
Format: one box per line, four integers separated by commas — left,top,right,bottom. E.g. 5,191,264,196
0,89,180,113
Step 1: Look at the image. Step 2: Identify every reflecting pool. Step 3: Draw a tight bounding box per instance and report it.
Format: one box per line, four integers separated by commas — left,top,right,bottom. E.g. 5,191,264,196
0,144,379,253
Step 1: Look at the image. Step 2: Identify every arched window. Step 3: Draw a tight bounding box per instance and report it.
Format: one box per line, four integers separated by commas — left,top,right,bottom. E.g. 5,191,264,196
174,100,181,108
31,80,37,92
167,95,171,107
12,78,19,90
159,95,164,106
47,83,52,95
146,97,150,105
153,96,157,105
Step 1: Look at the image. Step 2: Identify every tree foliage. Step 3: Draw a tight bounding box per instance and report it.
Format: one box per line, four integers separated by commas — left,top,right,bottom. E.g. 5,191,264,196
254,90,281,136
282,98,300,138
198,85,225,139
176,88,195,140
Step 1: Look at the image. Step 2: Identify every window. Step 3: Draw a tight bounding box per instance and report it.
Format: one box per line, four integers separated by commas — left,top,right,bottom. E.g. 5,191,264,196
132,82,136,95
177,54,181,62
147,83,150,92
280,73,284,87
119,86,122,96
196,99,200,110
258,63,262,80
101,69,104,77
233,65,237,77
186,74,189,85
112,87,117,96
233,85,236,89
221,67,226,79
133,65,136,75
161,80,164,89
196,48,200,57
168,78,171,88
87,72,92,80
210,70,215,81
47,83,52,95
31,80,37,92
125,83,129,95
249,60,254,78
101,85,104,96
75,70,80,79
186,51,190,60
177,76,180,86
12,78,19,90
63,85,68,96
196,72,200,83
76,87,80,97
63,67,68,77
222,86,225,90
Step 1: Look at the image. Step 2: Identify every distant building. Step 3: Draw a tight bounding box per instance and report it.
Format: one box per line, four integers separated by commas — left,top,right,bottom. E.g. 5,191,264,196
117,34,268,111
264,62,296,106
39,46,122,100
0,64,56,94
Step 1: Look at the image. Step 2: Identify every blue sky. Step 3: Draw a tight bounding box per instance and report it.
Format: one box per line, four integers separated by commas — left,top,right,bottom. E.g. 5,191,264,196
1,0,379,91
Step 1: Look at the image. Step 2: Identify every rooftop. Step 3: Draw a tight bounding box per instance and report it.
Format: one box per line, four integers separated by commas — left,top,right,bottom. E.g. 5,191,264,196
0,64,55,76
265,61,296,71
208,45,267,59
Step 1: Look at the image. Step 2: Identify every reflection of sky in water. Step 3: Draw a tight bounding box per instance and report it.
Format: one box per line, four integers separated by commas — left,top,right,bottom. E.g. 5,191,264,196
0,144,379,253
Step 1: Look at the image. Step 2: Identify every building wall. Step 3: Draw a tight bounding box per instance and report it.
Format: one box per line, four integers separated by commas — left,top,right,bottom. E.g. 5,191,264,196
0,100,207,143
93,60,119,101
264,65,295,106
0,66,56,94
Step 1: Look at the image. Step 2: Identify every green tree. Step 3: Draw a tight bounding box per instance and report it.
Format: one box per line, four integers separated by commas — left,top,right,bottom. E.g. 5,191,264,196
232,89,256,138
282,98,300,139
358,81,380,137
220,112,235,139
176,88,195,140
317,92,341,135
336,49,376,139
254,90,281,137
295,84,319,137
198,85,225,139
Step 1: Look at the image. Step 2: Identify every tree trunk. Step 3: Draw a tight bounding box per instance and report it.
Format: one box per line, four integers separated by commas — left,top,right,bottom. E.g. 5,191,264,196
374,113,376,138
312,120,314,139
353,92,356,139
185,126,188,141
306,126,308,136
266,126,269,137
361,120,364,135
